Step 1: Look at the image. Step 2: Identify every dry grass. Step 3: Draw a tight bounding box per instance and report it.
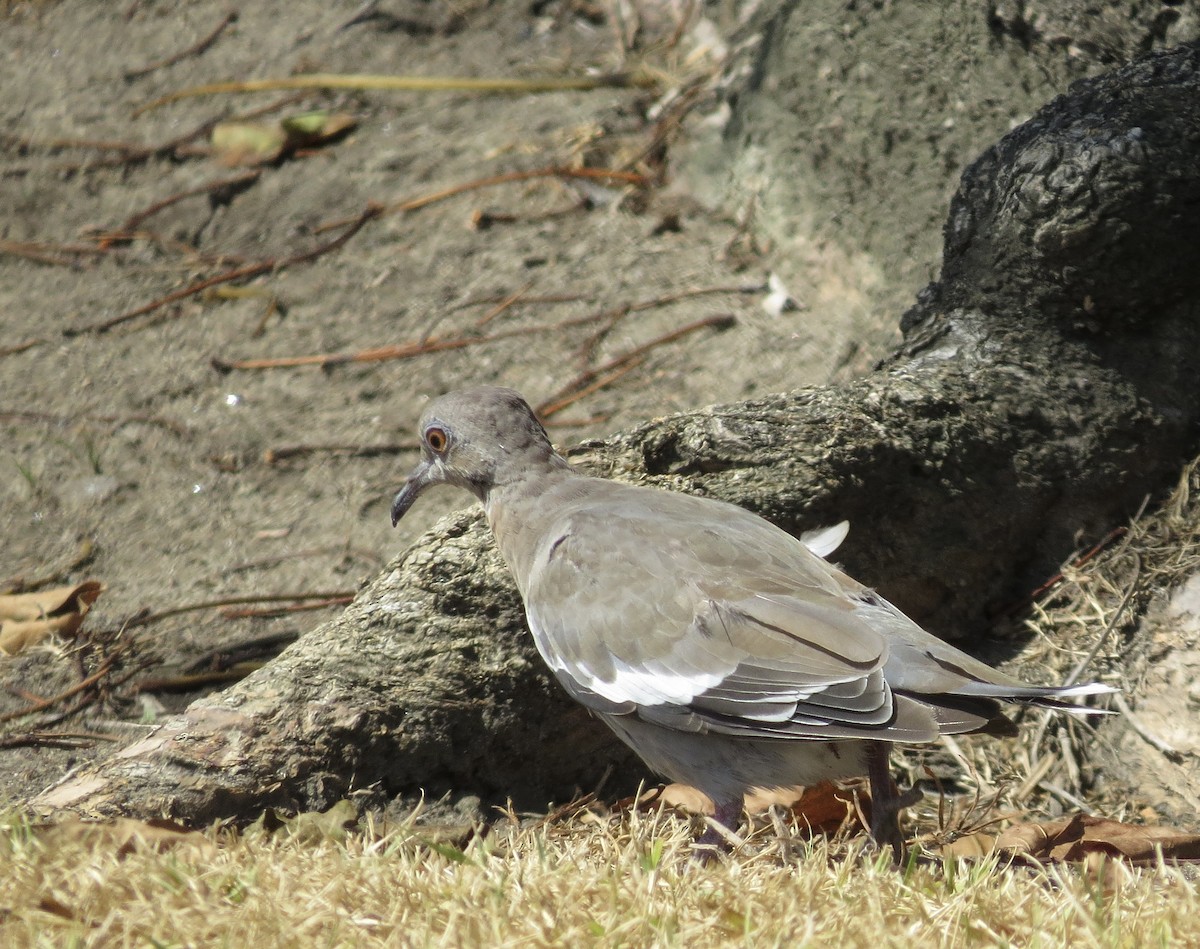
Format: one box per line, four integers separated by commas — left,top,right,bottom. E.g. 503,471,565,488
1,803,1196,948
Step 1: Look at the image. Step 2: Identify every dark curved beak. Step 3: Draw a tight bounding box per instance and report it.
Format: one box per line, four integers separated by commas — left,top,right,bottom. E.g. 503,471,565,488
390,460,434,526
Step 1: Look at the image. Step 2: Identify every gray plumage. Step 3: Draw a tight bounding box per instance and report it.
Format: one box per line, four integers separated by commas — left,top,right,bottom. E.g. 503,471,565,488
390,386,1112,852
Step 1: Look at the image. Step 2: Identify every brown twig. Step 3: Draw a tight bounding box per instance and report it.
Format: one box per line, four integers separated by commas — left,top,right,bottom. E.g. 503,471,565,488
998,526,1130,616
123,591,358,628
475,279,537,327
181,630,302,673
450,291,586,312
575,284,759,363
0,651,123,725
132,669,260,693
537,359,646,418
215,285,753,372
68,203,382,335
313,166,649,234
90,228,254,268
544,414,611,428
220,596,352,619
538,314,736,418
0,338,42,357
222,544,382,576
215,333,492,371
0,238,115,267
471,198,597,229
625,70,715,175
119,169,261,232
0,730,122,750
214,310,608,371
124,9,238,80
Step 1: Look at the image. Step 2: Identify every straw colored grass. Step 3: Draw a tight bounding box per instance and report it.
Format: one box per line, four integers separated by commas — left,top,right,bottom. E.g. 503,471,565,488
2,804,1196,948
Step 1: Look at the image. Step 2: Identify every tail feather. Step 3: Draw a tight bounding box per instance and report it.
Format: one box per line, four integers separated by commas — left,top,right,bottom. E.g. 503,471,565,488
952,680,1117,704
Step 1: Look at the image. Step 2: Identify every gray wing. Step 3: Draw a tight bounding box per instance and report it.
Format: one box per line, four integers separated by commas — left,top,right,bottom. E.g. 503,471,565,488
520,483,1109,743
523,488,967,743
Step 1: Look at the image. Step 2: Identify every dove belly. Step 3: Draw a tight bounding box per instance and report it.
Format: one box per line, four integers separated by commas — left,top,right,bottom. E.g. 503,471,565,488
599,711,870,803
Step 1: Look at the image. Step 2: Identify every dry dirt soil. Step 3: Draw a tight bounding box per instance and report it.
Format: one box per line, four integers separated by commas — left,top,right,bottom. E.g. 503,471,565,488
3,0,1192,809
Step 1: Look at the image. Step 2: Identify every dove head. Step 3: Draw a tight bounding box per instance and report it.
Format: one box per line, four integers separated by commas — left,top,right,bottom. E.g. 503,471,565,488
390,386,563,525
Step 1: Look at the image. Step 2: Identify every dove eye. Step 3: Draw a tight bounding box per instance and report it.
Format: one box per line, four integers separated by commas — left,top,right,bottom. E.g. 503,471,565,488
424,426,449,454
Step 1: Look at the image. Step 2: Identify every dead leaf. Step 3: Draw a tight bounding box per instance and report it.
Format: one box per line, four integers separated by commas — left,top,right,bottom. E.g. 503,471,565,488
0,581,103,655
211,121,288,166
939,831,998,859
944,813,1200,865
654,784,714,815
211,111,357,166
634,780,861,837
280,110,357,144
773,781,865,838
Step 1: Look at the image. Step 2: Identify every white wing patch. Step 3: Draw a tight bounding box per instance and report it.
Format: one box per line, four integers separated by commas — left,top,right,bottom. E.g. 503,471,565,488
799,520,850,559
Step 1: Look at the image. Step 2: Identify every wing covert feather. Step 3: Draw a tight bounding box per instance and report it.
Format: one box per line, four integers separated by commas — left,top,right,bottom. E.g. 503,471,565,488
522,495,896,736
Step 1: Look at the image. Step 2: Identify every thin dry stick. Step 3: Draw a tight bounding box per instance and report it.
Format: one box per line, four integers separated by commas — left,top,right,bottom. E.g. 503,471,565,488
540,357,648,417
475,279,537,327
536,359,645,418
216,333,490,371
220,597,351,619
0,339,42,357
666,0,700,49
539,314,736,417
1008,526,1130,612
69,203,382,335
1111,692,1185,762
455,283,751,315
313,166,649,234
124,591,357,628
120,169,261,232
0,651,123,725
133,669,261,693
574,284,759,363
95,228,254,267
451,291,585,312
216,287,748,371
1063,552,1142,687
223,545,380,575
0,239,111,267
215,307,633,371
182,630,302,672
136,71,656,115
0,731,121,750
124,9,238,80
0,409,190,437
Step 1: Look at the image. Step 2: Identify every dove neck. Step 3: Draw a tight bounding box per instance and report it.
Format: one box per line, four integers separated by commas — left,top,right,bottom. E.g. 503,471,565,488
483,455,577,589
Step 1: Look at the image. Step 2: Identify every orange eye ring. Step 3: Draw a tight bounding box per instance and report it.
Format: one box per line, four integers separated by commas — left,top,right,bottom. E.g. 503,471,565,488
425,426,449,453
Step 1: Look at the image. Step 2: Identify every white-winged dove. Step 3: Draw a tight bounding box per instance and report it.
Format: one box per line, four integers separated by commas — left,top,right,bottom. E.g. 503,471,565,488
390,386,1113,857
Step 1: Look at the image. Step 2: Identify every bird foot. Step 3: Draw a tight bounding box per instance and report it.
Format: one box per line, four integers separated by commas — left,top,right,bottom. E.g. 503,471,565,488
690,800,744,861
